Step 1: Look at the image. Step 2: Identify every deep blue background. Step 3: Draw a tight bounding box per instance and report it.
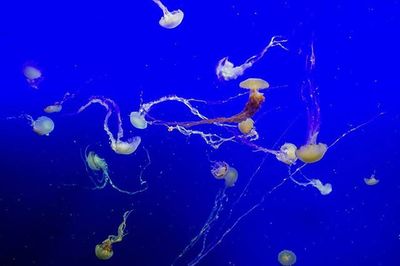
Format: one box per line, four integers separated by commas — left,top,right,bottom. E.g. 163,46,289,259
0,0,399,265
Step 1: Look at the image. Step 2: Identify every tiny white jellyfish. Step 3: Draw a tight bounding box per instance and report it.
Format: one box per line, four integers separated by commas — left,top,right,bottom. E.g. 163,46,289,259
23,64,43,89
44,104,62,113
276,143,298,165
364,171,379,186
310,179,332,195
111,137,141,155
129,111,147,129
278,249,297,266
153,0,184,29
32,116,55,136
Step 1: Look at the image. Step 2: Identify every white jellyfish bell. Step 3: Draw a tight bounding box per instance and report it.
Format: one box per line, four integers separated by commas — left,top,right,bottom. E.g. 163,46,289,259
153,0,184,29
111,136,141,155
129,111,148,129
32,116,55,136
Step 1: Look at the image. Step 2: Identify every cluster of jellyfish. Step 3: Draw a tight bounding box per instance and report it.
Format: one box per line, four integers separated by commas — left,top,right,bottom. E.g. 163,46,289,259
8,6,385,264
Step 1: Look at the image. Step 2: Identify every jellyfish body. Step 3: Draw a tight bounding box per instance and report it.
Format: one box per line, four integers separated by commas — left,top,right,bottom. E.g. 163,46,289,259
32,116,55,136
153,0,184,29
276,143,297,165
238,118,254,135
224,166,238,187
296,142,327,163
86,151,107,172
364,172,379,186
23,64,42,89
44,104,62,113
278,249,297,266
310,179,332,195
111,137,141,155
211,161,229,179
129,111,148,129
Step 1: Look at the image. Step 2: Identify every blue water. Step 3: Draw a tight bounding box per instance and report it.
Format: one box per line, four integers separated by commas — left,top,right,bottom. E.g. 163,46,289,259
1,1,399,265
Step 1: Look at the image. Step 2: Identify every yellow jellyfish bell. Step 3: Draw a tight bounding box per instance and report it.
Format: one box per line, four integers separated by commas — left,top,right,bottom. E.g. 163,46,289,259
111,137,141,155
129,111,148,129
224,166,238,187
278,249,297,266
32,116,55,136
44,104,62,113
239,78,270,91
296,143,327,163
238,118,254,135
95,242,113,260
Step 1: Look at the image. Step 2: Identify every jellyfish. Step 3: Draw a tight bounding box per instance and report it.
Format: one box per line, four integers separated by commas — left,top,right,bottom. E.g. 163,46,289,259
44,92,74,113
153,0,184,29
296,42,327,164
23,63,43,89
32,116,54,136
224,166,238,187
129,111,148,129
278,249,297,266
364,171,379,186
216,36,288,81
78,96,141,155
290,171,332,196
83,147,149,195
95,210,133,260
238,118,254,135
276,143,298,165
211,161,229,180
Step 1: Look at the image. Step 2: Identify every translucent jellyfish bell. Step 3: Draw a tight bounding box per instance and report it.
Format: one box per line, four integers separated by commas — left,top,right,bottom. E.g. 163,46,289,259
86,151,106,171
276,143,298,165
310,179,332,195
211,161,229,180
153,0,184,29
23,65,42,80
239,78,270,92
32,116,54,136
278,249,297,266
224,166,238,187
111,137,141,155
95,241,113,260
296,143,327,163
44,104,62,113
364,172,379,186
129,111,147,129
238,118,254,135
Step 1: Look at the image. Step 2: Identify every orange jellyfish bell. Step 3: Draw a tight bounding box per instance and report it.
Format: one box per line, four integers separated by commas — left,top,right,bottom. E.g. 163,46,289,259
238,118,254,135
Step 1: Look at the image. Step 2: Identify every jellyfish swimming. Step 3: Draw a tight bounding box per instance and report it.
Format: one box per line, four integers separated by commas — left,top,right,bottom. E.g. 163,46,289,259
224,166,238,187
211,161,229,179
153,0,184,29
238,118,254,135
44,92,74,113
23,63,43,89
276,143,298,165
216,36,288,81
129,111,148,129
32,116,55,136
95,210,133,260
296,42,327,163
78,96,141,155
83,147,149,195
364,171,379,186
278,249,297,266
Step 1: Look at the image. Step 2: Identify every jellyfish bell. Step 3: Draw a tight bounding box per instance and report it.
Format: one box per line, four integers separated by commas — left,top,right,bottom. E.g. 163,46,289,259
111,136,141,155
32,116,54,136
238,118,254,135
239,78,269,92
95,241,113,260
159,9,184,29
129,111,148,129
86,151,106,171
276,143,298,165
44,104,62,113
224,166,238,187
23,65,42,80
364,174,379,186
278,249,297,266
211,161,229,179
310,179,332,195
295,142,327,163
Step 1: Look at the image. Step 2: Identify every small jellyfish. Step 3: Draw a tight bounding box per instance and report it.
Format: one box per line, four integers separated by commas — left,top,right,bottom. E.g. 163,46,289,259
32,116,55,136
153,0,184,29
111,137,141,155
239,78,270,92
238,118,254,135
211,161,229,179
276,143,298,165
224,166,238,187
296,142,327,164
310,179,332,195
364,171,379,186
44,104,62,113
129,111,148,129
23,63,43,89
95,210,133,260
278,249,297,266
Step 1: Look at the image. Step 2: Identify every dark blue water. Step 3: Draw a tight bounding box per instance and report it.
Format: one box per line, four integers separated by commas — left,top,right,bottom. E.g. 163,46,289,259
1,1,399,265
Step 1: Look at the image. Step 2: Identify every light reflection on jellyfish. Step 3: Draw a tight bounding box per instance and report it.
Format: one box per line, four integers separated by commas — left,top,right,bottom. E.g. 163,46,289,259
172,161,238,266
78,96,141,155
44,92,75,113
95,210,133,260
216,36,288,81
278,249,297,266
83,146,150,195
153,0,184,29
22,63,43,89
